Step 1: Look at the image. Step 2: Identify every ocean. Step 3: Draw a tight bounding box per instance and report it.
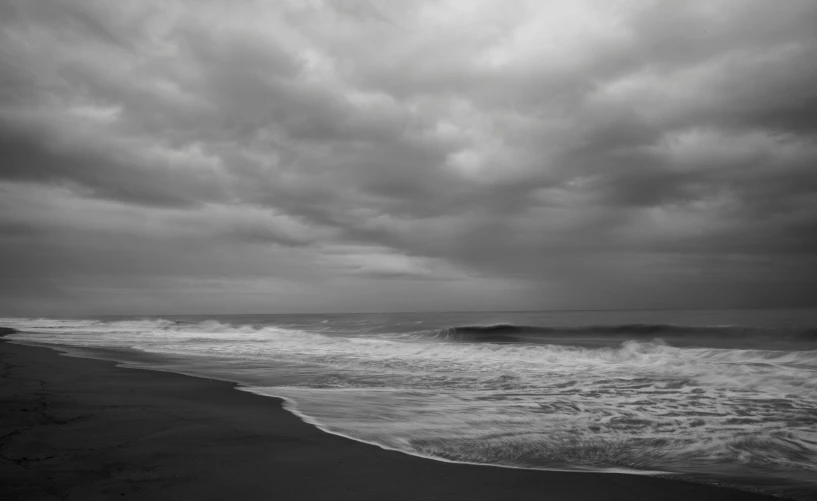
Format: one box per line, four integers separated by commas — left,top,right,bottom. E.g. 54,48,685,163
3,309,817,499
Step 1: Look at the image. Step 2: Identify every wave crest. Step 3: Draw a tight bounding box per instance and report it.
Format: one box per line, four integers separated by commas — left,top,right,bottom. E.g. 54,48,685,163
432,322,817,347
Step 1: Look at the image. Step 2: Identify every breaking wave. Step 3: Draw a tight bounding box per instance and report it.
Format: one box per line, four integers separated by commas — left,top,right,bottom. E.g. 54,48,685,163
428,322,817,348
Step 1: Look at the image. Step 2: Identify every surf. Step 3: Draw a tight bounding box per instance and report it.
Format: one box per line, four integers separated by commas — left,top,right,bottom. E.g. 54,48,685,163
3,312,817,498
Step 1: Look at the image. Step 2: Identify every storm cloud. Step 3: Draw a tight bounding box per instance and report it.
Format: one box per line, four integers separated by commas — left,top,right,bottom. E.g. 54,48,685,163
1,0,816,315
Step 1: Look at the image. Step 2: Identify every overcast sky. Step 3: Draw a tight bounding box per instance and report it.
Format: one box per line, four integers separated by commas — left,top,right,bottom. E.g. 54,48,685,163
1,0,816,315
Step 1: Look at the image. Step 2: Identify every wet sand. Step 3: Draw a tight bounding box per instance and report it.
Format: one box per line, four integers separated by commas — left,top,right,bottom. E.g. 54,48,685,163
0,329,778,500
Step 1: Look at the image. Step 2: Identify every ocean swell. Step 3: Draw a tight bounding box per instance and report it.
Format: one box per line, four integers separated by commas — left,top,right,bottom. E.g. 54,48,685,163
429,322,817,348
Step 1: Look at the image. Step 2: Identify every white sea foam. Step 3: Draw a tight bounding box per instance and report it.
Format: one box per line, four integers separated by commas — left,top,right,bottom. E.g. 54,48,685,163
3,316,817,492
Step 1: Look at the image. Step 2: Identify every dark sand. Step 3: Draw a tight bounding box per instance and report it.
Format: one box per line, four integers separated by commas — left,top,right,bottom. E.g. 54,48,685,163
1,329,778,500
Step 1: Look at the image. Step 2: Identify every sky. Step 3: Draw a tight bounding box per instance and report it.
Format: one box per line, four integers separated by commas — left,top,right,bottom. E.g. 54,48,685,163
1,0,816,315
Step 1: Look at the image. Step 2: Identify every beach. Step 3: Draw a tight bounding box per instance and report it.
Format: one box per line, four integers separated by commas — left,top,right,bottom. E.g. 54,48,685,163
1,329,779,501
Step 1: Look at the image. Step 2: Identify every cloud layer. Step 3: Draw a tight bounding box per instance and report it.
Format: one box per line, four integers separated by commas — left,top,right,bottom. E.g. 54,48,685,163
1,0,816,314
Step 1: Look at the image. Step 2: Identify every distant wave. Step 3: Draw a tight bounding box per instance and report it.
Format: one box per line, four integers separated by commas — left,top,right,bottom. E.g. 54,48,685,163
3,316,816,352
444,322,737,335
433,323,817,345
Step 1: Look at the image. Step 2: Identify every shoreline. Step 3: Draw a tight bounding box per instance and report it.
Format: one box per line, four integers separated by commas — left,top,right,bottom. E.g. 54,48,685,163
9,336,672,478
0,329,782,500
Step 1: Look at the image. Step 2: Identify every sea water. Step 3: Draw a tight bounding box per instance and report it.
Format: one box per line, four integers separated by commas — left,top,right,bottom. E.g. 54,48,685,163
3,309,817,499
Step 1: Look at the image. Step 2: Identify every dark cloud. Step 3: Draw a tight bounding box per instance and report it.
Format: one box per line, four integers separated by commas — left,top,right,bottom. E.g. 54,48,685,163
0,125,224,207
1,0,816,314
